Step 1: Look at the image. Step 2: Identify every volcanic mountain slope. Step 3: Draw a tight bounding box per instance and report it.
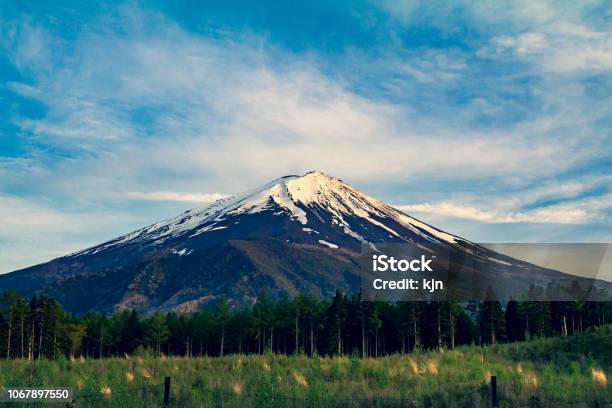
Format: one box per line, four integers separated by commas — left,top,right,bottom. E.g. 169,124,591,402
1,171,609,313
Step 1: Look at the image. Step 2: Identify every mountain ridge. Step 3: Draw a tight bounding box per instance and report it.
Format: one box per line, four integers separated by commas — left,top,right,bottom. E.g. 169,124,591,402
67,171,461,260
1,171,610,313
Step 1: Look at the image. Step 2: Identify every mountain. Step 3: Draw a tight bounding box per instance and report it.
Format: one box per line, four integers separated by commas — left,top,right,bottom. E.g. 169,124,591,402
1,171,609,313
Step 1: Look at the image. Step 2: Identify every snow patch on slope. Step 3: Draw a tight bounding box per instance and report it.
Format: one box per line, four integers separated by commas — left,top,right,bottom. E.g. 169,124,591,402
391,211,458,244
270,183,307,224
318,240,339,249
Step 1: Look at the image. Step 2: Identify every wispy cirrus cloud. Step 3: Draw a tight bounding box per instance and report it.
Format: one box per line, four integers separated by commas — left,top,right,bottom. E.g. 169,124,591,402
0,194,136,272
396,177,612,225
125,191,230,203
479,23,612,73
396,196,610,225
2,14,602,184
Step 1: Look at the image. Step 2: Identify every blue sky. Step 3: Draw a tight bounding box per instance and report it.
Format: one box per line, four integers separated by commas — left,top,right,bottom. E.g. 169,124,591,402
0,0,610,273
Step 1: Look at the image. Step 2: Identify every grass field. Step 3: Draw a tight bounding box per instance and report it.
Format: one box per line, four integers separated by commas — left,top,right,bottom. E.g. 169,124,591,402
1,325,610,407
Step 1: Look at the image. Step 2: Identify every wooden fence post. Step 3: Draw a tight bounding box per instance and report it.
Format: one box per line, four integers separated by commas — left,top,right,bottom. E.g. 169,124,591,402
163,376,171,407
491,375,498,408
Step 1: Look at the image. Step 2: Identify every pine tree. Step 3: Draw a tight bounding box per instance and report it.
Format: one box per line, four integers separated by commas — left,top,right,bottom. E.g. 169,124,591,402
369,303,382,357
214,297,231,357
323,291,347,355
63,320,86,359
446,301,462,349
145,312,170,356
0,291,23,359
505,298,523,342
253,289,274,354
479,287,506,344
120,310,143,354
525,285,552,337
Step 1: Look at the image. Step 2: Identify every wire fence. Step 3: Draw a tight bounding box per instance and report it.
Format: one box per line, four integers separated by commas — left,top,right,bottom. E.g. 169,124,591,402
58,377,612,408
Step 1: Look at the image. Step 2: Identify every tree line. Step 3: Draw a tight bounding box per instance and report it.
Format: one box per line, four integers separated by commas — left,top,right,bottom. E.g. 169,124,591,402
0,287,610,360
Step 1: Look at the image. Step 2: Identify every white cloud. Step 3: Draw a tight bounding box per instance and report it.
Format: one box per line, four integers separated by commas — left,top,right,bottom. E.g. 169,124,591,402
0,195,132,273
0,191,197,273
0,195,72,230
490,32,549,55
395,175,612,225
395,202,586,224
125,191,229,203
396,193,611,225
2,7,601,189
481,24,612,73
380,1,612,73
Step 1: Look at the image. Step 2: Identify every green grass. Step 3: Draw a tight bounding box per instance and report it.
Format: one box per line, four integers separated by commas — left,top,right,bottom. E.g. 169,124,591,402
1,325,610,407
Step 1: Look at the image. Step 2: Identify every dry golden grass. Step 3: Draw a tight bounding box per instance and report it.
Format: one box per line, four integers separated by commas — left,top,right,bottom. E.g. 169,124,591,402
231,382,243,395
140,367,152,379
426,359,438,375
522,371,539,389
592,368,607,386
293,371,308,387
408,359,419,375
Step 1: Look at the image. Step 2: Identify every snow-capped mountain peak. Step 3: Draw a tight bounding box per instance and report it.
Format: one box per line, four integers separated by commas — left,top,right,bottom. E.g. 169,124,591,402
74,171,460,257
8,171,609,315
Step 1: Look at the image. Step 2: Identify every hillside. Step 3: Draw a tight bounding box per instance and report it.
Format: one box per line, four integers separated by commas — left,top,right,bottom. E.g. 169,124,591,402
1,171,610,314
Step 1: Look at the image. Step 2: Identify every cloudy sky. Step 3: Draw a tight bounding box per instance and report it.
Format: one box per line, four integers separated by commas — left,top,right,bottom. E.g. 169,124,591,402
1,1,610,273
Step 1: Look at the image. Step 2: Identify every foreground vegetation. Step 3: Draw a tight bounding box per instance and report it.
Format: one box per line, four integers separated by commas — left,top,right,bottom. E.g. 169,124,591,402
2,288,610,360
0,325,610,407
